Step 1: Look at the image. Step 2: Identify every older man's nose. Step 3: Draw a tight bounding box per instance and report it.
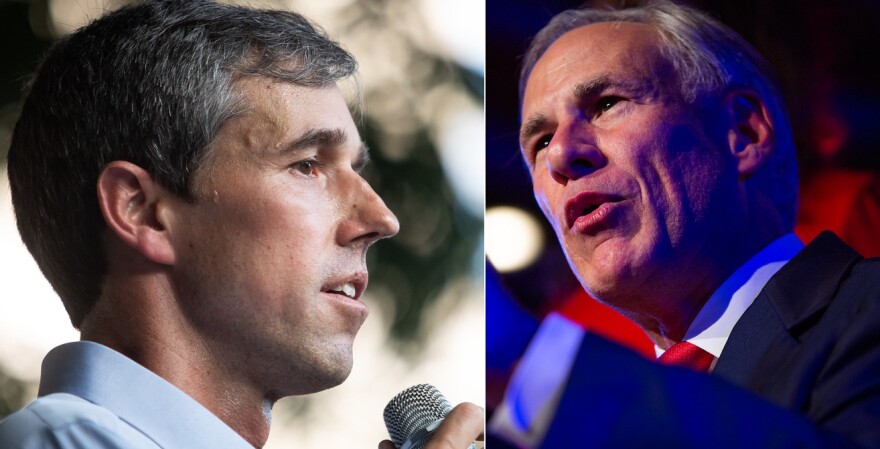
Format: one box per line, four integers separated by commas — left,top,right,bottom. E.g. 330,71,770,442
545,125,607,184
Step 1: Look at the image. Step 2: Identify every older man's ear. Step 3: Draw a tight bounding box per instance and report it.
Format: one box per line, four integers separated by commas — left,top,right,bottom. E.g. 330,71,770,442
723,89,775,179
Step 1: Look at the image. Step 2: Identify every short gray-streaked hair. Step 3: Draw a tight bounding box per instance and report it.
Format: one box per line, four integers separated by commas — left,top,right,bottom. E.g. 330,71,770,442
520,0,798,231
7,0,357,328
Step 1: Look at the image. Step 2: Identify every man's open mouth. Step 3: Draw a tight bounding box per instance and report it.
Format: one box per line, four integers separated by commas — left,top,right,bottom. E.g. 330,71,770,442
564,192,624,230
326,282,356,299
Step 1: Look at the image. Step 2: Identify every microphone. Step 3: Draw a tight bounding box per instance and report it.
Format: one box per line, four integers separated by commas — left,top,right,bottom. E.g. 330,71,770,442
383,384,477,449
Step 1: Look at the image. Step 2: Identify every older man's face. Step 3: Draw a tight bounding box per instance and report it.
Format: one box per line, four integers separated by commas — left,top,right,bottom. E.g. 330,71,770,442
520,22,741,311
169,78,399,396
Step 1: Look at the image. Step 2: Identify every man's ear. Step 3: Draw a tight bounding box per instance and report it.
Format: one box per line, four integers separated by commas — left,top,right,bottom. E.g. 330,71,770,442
724,89,775,178
97,161,176,265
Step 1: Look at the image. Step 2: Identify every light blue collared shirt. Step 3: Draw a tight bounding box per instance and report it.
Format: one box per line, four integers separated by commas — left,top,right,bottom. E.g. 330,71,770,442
0,341,254,449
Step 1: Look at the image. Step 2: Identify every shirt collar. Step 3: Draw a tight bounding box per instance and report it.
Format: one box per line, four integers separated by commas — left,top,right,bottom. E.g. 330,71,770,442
655,233,805,359
38,341,254,449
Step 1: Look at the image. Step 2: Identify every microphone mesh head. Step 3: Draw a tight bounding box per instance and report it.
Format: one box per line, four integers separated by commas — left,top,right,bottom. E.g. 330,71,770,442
383,384,452,449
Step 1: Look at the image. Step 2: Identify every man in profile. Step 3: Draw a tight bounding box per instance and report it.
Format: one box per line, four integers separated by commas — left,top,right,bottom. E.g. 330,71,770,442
495,1,880,446
0,1,482,448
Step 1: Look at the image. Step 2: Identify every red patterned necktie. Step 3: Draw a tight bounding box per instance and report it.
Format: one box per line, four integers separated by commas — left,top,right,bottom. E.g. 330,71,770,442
657,341,715,372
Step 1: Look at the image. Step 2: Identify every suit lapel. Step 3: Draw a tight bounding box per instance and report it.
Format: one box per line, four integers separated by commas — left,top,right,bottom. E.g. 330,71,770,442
714,232,861,406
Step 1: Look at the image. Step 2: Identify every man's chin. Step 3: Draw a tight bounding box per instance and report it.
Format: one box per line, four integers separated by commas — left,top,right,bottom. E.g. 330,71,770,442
280,351,355,397
581,273,637,308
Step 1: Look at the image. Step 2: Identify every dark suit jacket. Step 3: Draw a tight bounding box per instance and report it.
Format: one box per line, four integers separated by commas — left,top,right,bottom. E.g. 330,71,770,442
541,232,880,448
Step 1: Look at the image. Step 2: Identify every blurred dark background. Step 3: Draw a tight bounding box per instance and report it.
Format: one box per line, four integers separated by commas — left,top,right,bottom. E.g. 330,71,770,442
486,0,880,440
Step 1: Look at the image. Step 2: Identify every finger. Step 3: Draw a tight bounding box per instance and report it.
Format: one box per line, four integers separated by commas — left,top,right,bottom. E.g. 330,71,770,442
378,439,396,449
426,402,484,449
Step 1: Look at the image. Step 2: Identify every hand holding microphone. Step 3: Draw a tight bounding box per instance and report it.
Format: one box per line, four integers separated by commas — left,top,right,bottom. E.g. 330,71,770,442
380,384,484,449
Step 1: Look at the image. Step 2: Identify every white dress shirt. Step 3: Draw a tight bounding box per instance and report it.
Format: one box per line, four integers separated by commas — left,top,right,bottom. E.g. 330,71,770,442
0,341,254,449
657,233,805,359
490,233,805,448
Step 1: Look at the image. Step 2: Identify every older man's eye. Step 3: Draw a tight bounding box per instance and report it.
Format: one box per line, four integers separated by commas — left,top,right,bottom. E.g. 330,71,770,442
596,96,624,117
535,135,552,152
290,159,321,176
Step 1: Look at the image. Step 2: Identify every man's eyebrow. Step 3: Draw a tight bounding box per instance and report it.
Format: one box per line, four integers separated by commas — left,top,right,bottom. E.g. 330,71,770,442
572,74,613,100
575,73,655,100
281,128,348,155
520,73,635,148
280,127,370,172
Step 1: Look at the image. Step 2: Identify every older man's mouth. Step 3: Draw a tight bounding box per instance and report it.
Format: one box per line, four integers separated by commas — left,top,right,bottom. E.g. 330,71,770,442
564,192,625,232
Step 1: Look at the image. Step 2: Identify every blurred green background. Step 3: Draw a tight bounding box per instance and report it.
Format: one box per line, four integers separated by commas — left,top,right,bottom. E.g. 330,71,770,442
0,0,484,447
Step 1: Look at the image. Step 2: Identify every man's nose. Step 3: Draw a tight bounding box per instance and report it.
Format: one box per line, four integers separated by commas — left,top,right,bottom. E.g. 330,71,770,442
545,123,606,184
337,174,400,247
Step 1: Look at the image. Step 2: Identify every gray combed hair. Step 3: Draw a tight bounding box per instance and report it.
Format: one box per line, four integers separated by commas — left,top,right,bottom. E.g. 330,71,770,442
519,0,798,231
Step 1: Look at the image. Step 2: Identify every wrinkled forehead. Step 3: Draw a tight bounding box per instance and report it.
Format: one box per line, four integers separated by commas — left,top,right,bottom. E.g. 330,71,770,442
521,22,673,116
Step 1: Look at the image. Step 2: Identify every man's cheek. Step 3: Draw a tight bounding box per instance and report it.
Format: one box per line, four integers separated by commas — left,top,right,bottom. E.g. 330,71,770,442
534,189,564,236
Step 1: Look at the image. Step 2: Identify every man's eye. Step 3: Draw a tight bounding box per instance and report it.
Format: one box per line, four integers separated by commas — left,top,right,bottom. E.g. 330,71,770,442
290,159,320,176
596,96,624,117
535,135,552,152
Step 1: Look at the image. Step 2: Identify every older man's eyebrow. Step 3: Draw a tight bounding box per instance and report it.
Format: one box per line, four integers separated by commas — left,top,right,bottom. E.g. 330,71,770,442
572,74,614,100
520,74,615,147
577,73,659,101
520,73,649,147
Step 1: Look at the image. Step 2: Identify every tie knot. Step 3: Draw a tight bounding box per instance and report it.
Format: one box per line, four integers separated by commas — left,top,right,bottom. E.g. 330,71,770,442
657,341,715,372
